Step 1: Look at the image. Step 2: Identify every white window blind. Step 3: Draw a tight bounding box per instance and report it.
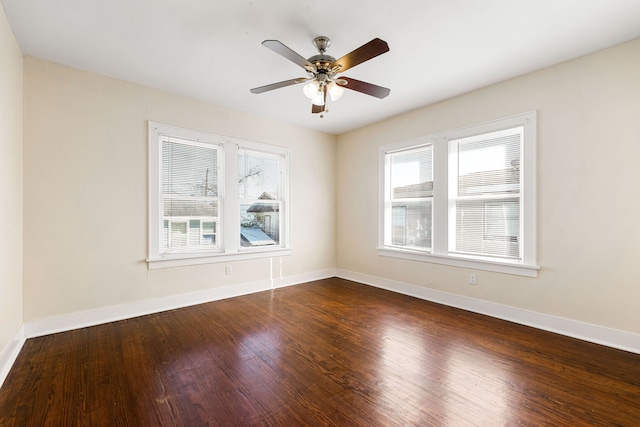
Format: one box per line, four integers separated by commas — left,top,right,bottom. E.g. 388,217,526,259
449,127,523,260
161,136,220,254
385,145,433,251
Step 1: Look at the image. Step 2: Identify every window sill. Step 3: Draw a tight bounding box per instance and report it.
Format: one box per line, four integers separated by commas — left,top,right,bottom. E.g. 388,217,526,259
377,247,539,277
147,248,292,269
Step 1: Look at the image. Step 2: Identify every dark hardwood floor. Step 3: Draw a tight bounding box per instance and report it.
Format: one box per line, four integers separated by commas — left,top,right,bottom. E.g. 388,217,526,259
1,278,639,426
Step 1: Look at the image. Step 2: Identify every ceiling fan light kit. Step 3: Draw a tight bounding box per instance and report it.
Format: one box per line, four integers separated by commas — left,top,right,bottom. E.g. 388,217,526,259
250,36,390,116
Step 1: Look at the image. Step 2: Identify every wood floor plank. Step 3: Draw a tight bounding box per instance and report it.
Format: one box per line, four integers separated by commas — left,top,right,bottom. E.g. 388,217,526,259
1,278,639,426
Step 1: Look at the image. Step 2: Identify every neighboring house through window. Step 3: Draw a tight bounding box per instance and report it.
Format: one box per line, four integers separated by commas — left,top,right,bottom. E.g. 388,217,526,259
379,111,538,276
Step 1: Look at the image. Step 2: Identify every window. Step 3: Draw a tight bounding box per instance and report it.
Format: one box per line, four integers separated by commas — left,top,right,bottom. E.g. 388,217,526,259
239,148,282,247
449,127,522,260
161,135,220,254
148,122,290,268
383,145,433,251
379,112,537,276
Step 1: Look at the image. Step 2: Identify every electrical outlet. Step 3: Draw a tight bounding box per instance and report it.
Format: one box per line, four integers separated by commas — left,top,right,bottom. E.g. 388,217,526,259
225,265,232,275
469,273,477,285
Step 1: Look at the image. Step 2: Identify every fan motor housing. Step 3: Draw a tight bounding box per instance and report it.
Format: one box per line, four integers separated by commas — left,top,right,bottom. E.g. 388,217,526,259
308,54,336,70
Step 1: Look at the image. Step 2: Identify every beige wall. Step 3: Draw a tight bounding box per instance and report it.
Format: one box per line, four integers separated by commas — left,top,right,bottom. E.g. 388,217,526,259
22,57,336,321
0,5,23,355
337,38,640,334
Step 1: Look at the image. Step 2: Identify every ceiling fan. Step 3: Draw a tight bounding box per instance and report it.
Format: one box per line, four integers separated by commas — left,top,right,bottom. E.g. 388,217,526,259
250,36,390,115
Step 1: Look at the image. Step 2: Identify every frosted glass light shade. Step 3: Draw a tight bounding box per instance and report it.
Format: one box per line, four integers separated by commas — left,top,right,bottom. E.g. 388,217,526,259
303,81,320,99
311,92,325,106
328,82,344,101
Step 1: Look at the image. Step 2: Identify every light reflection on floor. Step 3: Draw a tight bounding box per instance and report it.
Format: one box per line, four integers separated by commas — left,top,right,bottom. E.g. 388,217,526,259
377,319,513,425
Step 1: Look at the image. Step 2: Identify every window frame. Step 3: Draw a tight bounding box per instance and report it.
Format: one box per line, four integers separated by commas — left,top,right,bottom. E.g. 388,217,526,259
378,111,538,277
148,122,291,269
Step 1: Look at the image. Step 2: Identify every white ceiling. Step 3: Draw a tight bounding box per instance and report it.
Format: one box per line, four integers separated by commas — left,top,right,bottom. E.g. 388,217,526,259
3,0,640,135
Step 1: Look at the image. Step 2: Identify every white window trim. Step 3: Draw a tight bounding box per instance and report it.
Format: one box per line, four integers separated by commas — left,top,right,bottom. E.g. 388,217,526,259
147,122,291,269
378,111,539,277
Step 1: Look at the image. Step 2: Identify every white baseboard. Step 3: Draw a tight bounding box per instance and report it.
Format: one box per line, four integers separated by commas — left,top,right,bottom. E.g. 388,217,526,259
336,269,640,355
24,268,336,339
0,324,26,389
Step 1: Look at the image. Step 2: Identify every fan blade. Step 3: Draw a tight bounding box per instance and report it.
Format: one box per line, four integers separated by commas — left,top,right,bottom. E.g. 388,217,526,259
331,38,389,73
262,40,313,69
340,77,390,99
250,78,308,94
